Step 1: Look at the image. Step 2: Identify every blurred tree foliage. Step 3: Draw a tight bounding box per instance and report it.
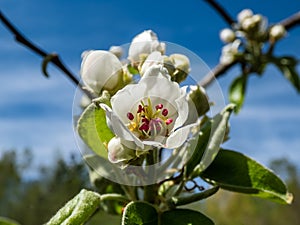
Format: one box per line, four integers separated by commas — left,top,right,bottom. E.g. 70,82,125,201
0,149,299,225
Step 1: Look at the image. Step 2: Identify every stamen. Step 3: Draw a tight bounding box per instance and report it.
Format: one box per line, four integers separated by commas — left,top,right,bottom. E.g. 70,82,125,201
139,123,149,131
165,118,173,125
155,104,163,110
137,104,144,113
127,112,134,120
162,108,169,116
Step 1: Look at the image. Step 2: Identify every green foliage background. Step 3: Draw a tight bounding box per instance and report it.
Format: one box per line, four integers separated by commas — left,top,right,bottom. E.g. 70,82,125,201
0,149,299,225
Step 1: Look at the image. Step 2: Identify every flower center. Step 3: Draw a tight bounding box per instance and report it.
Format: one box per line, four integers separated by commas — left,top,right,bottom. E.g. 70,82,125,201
126,98,173,139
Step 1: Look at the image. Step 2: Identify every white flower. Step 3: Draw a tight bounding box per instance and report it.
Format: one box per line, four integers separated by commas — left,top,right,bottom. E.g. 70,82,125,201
220,39,241,65
237,9,253,24
128,30,166,63
269,24,286,41
169,53,191,75
81,50,123,95
219,28,236,43
109,46,123,59
101,65,197,158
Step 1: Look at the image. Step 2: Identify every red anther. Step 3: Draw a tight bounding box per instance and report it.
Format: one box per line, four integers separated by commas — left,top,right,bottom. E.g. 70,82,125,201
137,105,144,113
155,104,163,110
162,108,168,116
165,118,173,125
127,112,134,120
139,123,149,131
142,118,149,123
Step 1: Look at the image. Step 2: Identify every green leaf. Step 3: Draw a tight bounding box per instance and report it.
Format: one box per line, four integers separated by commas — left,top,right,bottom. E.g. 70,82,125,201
0,217,21,225
161,209,214,225
277,57,300,92
229,75,247,113
200,149,293,204
127,64,139,75
121,201,158,225
186,104,235,177
84,154,116,182
77,104,114,157
46,189,101,225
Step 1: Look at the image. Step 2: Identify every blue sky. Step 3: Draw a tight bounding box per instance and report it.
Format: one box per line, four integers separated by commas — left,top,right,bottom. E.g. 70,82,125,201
0,0,299,173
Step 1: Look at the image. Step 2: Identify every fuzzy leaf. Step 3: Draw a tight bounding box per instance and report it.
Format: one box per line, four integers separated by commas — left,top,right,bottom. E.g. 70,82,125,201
46,189,101,225
161,209,214,225
200,149,293,204
77,104,114,157
122,201,158,225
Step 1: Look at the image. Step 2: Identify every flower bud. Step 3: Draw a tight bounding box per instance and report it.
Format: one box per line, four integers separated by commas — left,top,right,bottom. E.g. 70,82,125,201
107,137,136,167
169,54,191,75
220,40,241,65
109,45,123,59
81,50,123,95
128,30,166,63
168,54,190,83
237,9,253,24
269,24,286,41
219,28,236,43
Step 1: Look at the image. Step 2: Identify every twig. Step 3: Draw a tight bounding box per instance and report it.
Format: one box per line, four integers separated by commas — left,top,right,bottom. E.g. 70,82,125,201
199,8,300,88
204,0,235,26
280,11,300,31
0,10,94,99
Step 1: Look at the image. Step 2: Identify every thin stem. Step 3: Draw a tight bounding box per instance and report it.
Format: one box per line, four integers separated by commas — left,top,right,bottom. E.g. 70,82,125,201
204,0,235,26
167,185,219,207
144,152,158,203
100,193,130,204
0,10,94,99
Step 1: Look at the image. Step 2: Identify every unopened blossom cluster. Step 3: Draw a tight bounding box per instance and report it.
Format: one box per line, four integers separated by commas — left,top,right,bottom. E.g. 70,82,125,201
80,30,207,167
219,9,287,65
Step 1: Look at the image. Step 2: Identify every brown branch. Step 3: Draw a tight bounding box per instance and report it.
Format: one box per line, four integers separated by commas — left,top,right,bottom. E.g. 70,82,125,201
204,0,235,26
280,11,300,31
199,10,300,88
0,10,94,99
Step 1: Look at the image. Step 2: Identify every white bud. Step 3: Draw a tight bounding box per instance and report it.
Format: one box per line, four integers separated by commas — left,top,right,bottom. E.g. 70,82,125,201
220,40,241,65
169,53,191,74
81,50,123,94
237,9,253,24
220,28,236,43
109,46,123,59
128,30,166,63
269,24,286,41
108,137,136,166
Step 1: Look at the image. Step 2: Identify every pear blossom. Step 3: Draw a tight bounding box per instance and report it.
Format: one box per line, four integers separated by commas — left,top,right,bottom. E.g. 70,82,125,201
220,39,241,65
219,28,236,43
101,65,197,163
269,24,286,41
128,30,166,63
81,50,123,95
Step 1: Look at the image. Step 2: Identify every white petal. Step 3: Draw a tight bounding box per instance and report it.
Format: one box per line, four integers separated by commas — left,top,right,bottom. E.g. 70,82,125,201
140,51,164,75
100,104,144,149
165,123,198,149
